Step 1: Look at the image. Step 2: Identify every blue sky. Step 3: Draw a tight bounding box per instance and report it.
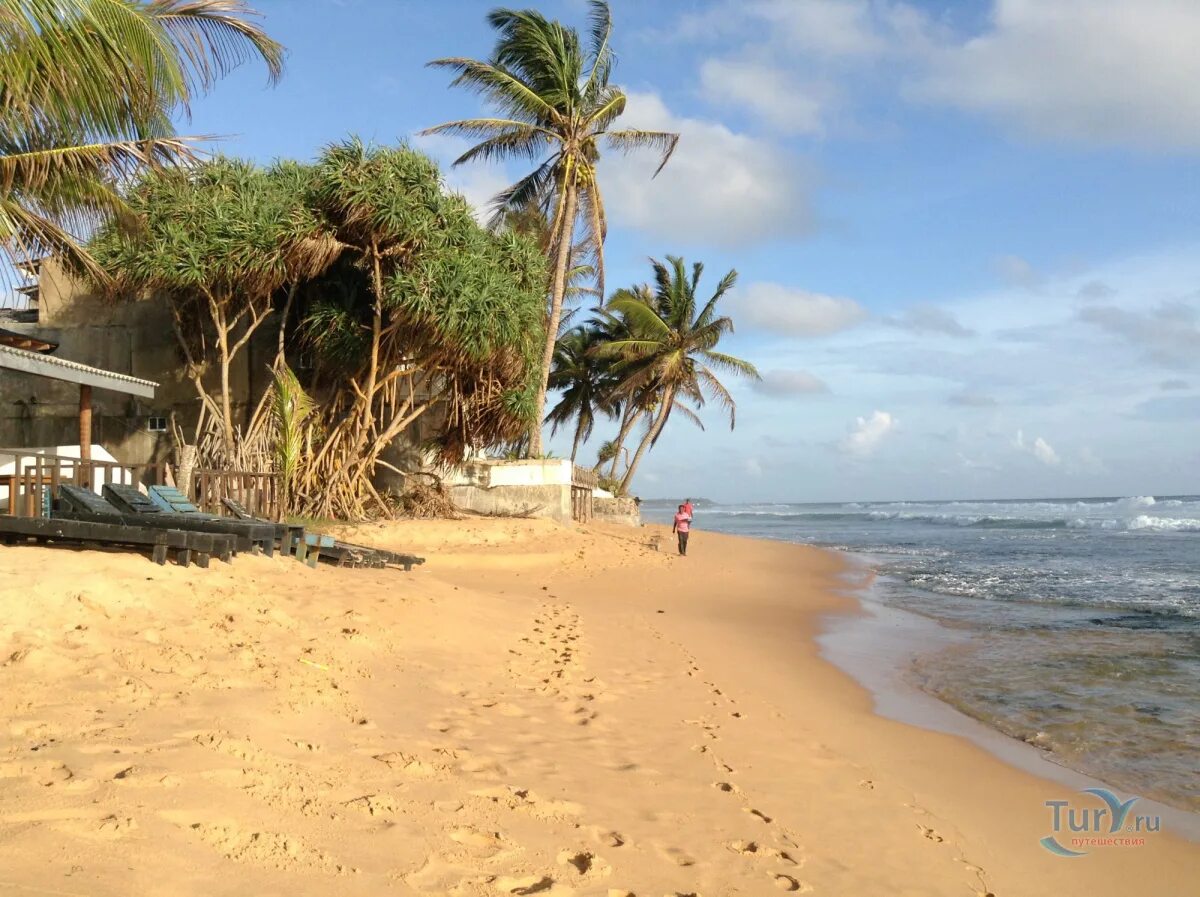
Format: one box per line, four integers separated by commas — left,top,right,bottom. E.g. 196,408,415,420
186,0,1200,502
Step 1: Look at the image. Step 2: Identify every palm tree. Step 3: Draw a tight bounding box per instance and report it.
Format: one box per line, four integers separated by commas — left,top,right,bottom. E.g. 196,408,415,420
603,256,760,495
0,0,283,286
421,0,678,456
545,323,619,462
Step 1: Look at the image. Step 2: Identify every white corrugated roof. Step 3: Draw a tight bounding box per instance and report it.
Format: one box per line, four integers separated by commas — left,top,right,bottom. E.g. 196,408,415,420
0,343,157,397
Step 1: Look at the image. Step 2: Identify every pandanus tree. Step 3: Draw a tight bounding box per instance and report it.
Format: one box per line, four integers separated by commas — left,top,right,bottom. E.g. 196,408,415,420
294,140,547,519
0,0,283,286
603,256,760,495
422,0,678,456
88,158,338,465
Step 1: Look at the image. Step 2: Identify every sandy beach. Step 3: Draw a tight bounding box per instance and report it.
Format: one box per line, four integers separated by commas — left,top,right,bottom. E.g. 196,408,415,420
1,519,1195,896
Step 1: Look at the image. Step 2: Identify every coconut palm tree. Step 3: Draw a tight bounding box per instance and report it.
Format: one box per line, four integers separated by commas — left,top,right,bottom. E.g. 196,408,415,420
421,0,678,456
0,0,283,286
603,256,760,495
545,323,620,462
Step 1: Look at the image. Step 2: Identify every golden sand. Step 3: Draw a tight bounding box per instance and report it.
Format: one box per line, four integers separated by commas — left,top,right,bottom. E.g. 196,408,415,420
0,518,1195,895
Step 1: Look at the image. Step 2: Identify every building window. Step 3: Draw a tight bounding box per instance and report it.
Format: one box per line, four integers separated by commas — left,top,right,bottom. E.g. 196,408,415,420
147,416,168,432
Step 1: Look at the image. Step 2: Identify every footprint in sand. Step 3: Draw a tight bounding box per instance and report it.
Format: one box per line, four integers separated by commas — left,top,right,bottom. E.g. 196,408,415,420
727,839,760,855
656,845,697,867
448,826,510,860
372,750,446,779
0,759,76,788
919,825,945,843
343,793,399,817
492,875,555,894
771,873,812,892
175,818,350,874
58,813,139,840
557,848,610,879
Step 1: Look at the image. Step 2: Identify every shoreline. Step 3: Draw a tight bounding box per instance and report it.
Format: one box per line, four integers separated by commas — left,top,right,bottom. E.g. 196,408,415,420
1,517,1196,895
818,554,1200,838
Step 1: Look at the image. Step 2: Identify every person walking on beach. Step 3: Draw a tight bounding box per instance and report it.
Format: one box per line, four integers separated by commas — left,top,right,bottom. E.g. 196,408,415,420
673,504,691,556
682,498,695,523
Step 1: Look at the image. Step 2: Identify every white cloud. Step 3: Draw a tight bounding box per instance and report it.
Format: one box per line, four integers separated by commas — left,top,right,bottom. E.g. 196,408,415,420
752,369,830,398
680,0,890,59
844,410,897,456
910,0,1200,149
885,304,975,338
948,391,998,408
1032,437,1060,467
732,282,868,336
747,0,886,58
1014,429,1061,466
699,58,827,135
600,91,814,246
1077,280,1117,301
993,253,1041,287
1078,301,1200,367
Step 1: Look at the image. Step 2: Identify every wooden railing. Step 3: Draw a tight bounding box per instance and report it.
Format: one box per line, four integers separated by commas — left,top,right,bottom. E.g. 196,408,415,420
0,450,280,522
192,469,281,522
0,450,165,517
571,464,599,489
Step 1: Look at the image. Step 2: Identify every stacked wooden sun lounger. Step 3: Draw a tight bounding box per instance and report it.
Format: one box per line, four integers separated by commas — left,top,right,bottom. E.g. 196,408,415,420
222,498,425,571
0,495,233,568
0,484,426,571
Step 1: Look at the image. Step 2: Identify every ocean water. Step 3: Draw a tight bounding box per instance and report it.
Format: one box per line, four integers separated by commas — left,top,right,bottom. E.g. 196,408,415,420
642,496,1200,812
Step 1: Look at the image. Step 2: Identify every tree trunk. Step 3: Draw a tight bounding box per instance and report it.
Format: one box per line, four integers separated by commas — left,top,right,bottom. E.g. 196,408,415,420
570,419,584,463
619,389,674,496
531,181,579,457
275,282,297,370
607,406,642,479
175,443,198,499
217,335,235,463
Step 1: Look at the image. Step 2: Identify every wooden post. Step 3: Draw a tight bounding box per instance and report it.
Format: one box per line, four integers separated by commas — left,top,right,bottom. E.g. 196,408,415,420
79,384,92,462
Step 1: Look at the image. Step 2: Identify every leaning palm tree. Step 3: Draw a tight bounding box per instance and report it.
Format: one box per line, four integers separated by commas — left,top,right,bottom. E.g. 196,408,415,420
0,0,283,287
421,0,678,455
603,256,761,495
546,323,620,462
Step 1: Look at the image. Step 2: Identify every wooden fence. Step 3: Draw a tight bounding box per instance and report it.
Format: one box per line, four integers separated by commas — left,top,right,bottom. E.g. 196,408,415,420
570,464,597,523
0,450,280,521
192,470,281,522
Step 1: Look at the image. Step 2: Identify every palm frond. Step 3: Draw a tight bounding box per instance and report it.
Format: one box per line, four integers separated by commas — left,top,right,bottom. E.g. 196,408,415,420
148,0,285,93
604,129,678,176
426,56,560,124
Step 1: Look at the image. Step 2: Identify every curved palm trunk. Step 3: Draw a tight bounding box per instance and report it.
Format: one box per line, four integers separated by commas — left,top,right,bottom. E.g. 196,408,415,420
569,408,591,463
619,388,674,495
530,181,578,457
607,404,642,479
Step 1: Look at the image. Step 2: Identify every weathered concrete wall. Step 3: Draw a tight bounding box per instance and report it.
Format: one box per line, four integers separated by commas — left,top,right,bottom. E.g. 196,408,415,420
449,483,574,523
0,260,270,468
593,496,641,526
446,458,575,488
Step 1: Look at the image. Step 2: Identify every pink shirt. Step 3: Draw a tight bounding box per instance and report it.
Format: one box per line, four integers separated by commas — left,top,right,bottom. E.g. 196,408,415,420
673,512,691,533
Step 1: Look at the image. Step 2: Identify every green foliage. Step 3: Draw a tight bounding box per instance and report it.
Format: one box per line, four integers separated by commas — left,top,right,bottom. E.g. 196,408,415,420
423,0,679,453
89,156,332,298
0,0,282,286
546,323,621,460
295,139,548,453
270,364,315,515
599,256,761,494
